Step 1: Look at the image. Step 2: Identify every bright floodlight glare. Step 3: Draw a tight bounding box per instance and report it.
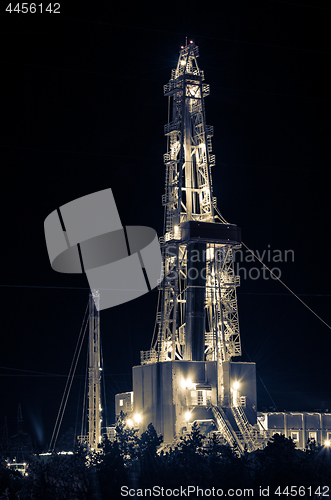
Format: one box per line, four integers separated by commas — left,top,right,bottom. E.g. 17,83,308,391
182,378,193,389
134,413,142,424
233,381,240,390
325,440,331,447
127,419,133,427
185,412,191,421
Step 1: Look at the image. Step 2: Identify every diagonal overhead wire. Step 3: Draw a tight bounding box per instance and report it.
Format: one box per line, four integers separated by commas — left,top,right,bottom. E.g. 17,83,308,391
241,241,331,330
213,206,330,330
48,301,89,451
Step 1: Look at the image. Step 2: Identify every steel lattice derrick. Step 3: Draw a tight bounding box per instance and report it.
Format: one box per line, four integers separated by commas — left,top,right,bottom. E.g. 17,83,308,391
140,42,241,367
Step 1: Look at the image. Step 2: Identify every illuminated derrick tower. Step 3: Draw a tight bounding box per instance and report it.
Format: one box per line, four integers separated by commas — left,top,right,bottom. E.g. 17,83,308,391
145,42,241,368
116,42,261,451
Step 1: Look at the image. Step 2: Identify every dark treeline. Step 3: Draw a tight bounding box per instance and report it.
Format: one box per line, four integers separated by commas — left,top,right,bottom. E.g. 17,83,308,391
1,419,330,499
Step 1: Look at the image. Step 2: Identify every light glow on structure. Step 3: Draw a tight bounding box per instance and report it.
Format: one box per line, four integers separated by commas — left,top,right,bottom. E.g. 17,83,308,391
7,461,28,476
232,381,240,407
126,419,133,427
185,412,191,422
325,440,331,447
134,413,142,424
182,378,195,390
40,451,74,456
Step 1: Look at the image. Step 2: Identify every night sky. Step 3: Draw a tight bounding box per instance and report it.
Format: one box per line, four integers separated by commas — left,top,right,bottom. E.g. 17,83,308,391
1,1,330,450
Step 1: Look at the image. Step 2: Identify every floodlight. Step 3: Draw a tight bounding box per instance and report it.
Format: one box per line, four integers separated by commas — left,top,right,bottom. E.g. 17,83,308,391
134,413,142,424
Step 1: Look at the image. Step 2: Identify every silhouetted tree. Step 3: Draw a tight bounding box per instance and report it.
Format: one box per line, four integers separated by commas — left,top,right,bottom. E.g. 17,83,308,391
114,412,139,464
137,423,163,487
252,434,303,492
19,449,89,500
3,423,331,499
94,436,127,500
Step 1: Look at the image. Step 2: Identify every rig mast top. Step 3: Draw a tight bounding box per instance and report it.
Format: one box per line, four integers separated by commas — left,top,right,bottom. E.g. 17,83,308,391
162,40,216,239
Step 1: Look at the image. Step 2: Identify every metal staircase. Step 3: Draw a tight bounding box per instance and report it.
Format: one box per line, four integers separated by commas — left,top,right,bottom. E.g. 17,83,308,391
210,401,268,455
210,404,245,455
231,405,256,452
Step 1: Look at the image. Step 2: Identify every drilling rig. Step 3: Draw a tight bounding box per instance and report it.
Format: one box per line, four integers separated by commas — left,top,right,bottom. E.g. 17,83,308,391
76,290,103,452
116,42,266,452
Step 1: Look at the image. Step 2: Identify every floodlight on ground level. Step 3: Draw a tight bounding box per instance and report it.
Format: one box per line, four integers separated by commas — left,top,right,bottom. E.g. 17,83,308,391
325,440,330,447
233,381,240,390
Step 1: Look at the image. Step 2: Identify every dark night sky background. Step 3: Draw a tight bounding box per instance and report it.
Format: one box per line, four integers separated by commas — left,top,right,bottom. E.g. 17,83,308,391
1,1,330,449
